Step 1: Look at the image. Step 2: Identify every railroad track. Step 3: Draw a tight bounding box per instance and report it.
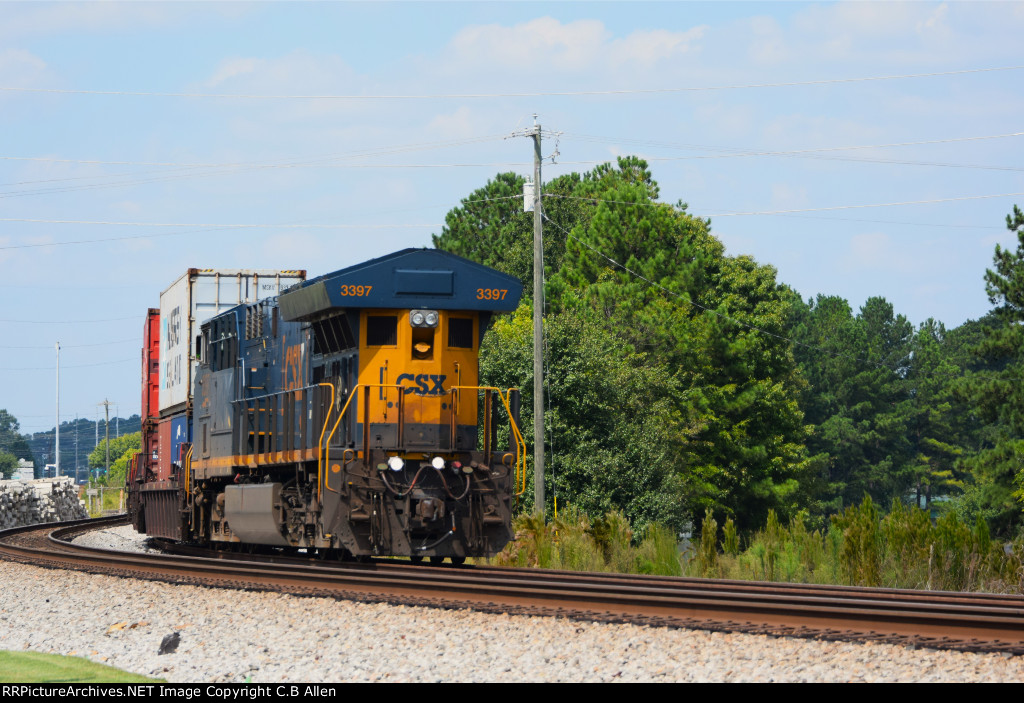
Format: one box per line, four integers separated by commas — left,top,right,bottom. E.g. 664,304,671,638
3,517,1024,655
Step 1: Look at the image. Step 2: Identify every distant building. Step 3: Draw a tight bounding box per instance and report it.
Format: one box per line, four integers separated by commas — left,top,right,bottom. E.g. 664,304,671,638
16,459,33,481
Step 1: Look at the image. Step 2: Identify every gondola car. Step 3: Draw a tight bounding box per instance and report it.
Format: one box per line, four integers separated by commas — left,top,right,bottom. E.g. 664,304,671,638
128,249,525,562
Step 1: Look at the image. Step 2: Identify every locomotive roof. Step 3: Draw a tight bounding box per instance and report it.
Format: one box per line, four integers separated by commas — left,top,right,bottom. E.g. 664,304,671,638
278,248,523,321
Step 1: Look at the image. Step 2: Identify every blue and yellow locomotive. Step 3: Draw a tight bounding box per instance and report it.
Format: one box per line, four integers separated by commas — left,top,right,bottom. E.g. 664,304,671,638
130,249,525,562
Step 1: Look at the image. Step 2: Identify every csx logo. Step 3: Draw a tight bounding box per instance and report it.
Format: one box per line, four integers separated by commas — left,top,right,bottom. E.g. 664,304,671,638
395,373,447,395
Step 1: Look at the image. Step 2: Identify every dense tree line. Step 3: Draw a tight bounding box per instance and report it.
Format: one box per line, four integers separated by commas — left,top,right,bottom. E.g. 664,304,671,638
435,158,1024,538
0,412,141,480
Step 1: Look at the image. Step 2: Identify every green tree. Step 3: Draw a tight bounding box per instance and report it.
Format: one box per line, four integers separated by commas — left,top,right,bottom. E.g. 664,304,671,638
905,319,966,509
788,295,916,513
431,171,583,291
88,432,141,486
0,410,34,466
956,205,1024,535
479,303,689,533
0,450,17,480
456,156,813,532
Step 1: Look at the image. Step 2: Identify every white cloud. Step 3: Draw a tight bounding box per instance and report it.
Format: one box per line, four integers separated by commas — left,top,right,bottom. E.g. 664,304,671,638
0,3,248,39
0,48,49,89
786,1,1019,64
205,58,262,88
770,183,810,210
761,114,881,151
846,231,917,276
693,102,755,140
201,50,361,96
448,17,608,72
426,106,481,141
442,17,705,74
609,27,706,67
746,15,789,64
193,50,374,130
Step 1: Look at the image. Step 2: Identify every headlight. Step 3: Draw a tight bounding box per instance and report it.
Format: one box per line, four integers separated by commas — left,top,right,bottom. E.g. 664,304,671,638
409,310,439,327
431,456,445,470
388,456,405,471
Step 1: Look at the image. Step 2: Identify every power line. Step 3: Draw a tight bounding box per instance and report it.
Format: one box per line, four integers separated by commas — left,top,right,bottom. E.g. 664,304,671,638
6,129,1015,181
559,130,1024,157
0,217,442,229
3,150,1017,203
0,338,136,349
542,213,1024,389
542,213,900,372
740,213,1005,230
0,358,135,371
2,186,1015,254
542,192,1024,218
0,194,525,251
7,190,1021,231
0,135,510,198
0,316,137,324
6,130,1019,175
0,134,505,170
2,66,1020,99
703,193,1024,218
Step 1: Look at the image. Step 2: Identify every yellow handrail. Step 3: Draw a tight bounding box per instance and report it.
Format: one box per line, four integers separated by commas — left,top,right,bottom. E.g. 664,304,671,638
446,385,528,497
184,444,194,528
319,383,405,500
314,382,336,495
316,383,528,501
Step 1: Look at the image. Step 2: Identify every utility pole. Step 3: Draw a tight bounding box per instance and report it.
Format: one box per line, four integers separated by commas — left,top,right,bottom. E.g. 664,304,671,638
55,342,60,477
98,399,113,478
530,117,545,516
509,114,559,518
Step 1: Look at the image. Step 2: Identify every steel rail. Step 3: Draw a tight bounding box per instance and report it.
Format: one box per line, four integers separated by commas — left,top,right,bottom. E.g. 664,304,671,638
4,518,1024,654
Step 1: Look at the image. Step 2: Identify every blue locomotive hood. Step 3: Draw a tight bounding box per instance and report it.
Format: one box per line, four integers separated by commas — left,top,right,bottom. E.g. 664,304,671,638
278,248,523,321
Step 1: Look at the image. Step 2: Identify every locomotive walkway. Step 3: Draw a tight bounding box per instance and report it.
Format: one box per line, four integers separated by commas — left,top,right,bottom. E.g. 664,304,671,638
3,517,1024,656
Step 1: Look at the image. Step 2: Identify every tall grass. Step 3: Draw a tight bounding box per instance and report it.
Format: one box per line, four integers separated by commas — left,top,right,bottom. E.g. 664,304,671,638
490,499,1024,593
489,507,682,576
688,497,1024,593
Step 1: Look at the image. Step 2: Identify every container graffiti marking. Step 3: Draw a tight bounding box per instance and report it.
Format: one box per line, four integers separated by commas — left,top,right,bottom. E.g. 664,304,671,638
163,306,183,390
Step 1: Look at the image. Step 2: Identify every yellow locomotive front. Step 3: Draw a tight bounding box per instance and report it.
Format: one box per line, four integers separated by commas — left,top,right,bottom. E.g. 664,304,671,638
355,308,481,453
278,249,525,561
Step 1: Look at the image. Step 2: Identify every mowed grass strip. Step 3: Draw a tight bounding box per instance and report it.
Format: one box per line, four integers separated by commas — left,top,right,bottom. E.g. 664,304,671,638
0,651,161,683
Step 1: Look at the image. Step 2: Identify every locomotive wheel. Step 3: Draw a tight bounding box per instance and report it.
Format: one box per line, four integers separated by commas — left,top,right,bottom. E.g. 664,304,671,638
429,556,445,565
450,556,466,566
409,555,423,564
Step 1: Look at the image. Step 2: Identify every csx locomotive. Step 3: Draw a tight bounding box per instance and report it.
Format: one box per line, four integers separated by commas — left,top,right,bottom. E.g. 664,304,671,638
128,249,525,562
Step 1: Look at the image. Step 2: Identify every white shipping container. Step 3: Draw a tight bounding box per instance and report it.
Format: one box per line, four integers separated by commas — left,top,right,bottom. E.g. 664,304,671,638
158,268,305,414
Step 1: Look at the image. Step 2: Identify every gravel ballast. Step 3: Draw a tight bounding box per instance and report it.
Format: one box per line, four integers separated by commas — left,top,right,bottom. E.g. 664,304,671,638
0,525,1018,682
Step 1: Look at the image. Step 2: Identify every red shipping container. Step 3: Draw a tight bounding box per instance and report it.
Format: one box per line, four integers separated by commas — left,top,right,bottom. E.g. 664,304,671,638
141,309,160,421
142,418,160,481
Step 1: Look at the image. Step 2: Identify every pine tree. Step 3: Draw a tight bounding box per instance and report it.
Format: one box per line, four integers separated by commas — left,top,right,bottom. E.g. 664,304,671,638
957,205,1024,535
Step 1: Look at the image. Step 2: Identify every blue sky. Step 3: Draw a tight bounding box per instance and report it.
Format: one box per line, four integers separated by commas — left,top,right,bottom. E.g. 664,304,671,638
2,1,1023,435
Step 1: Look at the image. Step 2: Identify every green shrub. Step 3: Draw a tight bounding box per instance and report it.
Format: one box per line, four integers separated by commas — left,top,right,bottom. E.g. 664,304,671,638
722,517,740,556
